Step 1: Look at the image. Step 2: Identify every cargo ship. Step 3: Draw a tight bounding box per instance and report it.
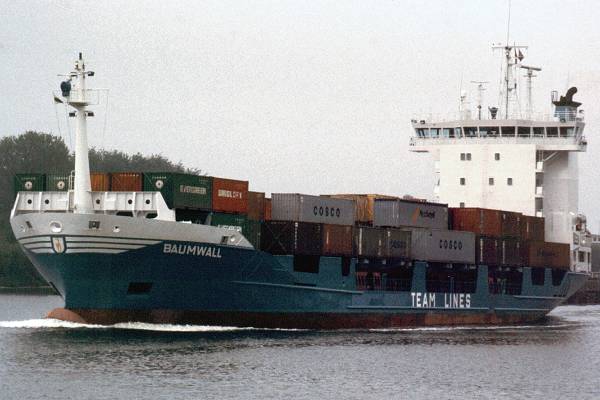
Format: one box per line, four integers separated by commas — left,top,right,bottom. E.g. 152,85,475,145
9,52,588,329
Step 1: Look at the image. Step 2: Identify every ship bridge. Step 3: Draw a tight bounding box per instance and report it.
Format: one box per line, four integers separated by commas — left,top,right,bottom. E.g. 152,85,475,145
409,86,591,273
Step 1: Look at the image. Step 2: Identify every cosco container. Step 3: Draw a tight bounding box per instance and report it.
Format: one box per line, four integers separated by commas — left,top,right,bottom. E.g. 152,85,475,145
410,228,475,264
247,191,266,221
14,173,45,194
450,208,502,237
522,241,570,269
110,172,143,191
46,173,70,191
272,193,355,226
521,215,545,241
143,172,212,210
212,177,248,214
476,236,500,266
353,227,410,259
322,224,353,256
501,238,522,266
373,199,448,230
261,221,322,255
501,211,522,238
91,172,110,191
325,194,397,224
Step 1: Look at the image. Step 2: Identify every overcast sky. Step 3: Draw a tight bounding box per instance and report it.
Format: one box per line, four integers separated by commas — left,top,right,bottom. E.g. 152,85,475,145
3,0,600,228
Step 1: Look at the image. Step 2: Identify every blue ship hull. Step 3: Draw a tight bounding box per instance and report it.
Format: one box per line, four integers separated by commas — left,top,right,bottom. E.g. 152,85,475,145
21,233,587,329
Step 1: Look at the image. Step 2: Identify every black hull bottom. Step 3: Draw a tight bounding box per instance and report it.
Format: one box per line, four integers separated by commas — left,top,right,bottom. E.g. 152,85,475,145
47,307,548,330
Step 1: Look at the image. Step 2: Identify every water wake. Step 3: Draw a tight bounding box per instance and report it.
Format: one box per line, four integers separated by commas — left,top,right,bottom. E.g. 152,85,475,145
0,319,304,332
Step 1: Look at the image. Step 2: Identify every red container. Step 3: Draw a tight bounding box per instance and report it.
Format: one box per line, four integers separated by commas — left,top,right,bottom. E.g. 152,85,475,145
501,211,522,238
501,238,522,266
264,198,272,221
322,224,353,256
90,172,110,191
212,177,249,213
523,241,570,269
521,215,545,241
451,208,502,237
110,172,142,191
247,191,266,221
476,236,500,266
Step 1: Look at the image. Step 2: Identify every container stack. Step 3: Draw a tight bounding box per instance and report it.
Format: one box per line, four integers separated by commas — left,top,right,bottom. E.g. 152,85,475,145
450,207,569,270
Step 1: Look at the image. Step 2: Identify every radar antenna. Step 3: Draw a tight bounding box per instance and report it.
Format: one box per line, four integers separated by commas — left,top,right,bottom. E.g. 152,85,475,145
520,65,542,119
470,81,489,120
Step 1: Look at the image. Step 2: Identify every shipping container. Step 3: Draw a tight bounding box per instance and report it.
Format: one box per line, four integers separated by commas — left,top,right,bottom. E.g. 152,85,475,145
354,227,385,258
91,172,110,191
14,173,45,194
501,211,522,237
522,241,570,269
325,194,397,224
410,228,475,264
110,172,143,191
383,228,411,259
373,199,448,230
272,193,355,226
247,191,266,221
501,238,522,266
450,208,502,237
212,177,248,214
264,198,272,221
46,173,71,191
261,221,322,255
207,213,261,249
476,236,500,266
322,224,353,256
143,172,212,210
521,215,545,241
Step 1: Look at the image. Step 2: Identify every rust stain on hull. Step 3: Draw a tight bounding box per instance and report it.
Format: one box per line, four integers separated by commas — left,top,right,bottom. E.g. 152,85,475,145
47,308,546,329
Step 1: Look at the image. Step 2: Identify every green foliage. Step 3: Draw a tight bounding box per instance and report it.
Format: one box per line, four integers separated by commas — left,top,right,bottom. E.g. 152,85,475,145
0,131,200,287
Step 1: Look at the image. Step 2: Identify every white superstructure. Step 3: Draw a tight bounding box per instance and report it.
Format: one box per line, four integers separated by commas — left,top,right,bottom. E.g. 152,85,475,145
409,43,591,273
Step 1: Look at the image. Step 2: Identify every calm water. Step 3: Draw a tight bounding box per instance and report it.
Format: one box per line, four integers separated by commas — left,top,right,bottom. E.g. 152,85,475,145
0,295,599,400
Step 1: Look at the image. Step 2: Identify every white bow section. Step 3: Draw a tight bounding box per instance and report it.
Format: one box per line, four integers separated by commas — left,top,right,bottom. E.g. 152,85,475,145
11,191,175,221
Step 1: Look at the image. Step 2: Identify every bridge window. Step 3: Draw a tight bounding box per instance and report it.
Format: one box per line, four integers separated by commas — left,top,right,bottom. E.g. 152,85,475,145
518,126,531,137
430,128,440,138
480,126,499,137
459,202,465,208
501,126,515,137
454,127,462,138
547,127,558,137
416,128,428,137
442,128,452,138
560,127,575,137
533,127,545,137
464,127,478,137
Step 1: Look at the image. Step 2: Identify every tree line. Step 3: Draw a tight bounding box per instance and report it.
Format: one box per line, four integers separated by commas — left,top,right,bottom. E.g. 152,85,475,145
0,131,199,288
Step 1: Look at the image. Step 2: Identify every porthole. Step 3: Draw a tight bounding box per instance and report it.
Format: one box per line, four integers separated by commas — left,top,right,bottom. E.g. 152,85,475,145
113,226,121,233
127,199,133,205
50,221,63,233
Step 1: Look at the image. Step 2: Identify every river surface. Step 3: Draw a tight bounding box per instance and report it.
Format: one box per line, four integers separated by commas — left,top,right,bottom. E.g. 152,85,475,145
0,295,599,400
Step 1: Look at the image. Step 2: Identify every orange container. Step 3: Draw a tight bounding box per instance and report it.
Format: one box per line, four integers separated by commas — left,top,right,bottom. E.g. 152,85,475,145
522,241,570,269
247,191,266,220
110,172,143,191
90,172,110,191
450,208,502,237
322,224,353,256
264,198,272,221
212,177,249,213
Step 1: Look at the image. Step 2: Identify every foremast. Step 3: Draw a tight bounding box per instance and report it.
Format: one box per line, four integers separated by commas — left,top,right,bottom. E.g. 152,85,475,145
59,53,94,214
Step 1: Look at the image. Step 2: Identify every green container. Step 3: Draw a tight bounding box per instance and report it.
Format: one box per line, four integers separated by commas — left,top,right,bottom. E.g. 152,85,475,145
46,173,71,191
143,172,213,210
14,174,46,195
209,213,261,249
